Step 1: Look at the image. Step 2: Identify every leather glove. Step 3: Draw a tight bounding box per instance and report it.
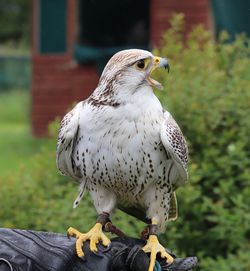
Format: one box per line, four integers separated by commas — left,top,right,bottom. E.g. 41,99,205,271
0,228,197,271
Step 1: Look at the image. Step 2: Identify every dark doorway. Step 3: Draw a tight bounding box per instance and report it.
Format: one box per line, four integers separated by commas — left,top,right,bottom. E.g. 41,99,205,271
77,0,150,48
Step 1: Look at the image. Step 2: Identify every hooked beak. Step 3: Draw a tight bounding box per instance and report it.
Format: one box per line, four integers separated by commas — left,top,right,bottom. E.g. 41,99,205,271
155,57,170,72
147,56,170,90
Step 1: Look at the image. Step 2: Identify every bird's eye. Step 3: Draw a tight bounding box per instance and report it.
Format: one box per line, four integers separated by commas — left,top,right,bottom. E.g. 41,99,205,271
136,59,146,70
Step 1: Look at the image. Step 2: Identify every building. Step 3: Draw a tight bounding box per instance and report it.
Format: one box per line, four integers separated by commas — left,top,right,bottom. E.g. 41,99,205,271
32,0,211,136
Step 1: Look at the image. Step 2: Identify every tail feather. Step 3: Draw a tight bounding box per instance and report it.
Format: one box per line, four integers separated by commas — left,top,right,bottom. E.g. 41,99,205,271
168,192,178,221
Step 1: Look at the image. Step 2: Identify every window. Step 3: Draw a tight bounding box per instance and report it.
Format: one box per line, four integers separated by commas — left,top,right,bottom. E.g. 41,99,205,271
39,0,66,54
75,0,150,66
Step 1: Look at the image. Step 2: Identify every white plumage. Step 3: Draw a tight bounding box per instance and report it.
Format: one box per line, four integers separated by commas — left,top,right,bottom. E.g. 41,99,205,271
57,49,188,233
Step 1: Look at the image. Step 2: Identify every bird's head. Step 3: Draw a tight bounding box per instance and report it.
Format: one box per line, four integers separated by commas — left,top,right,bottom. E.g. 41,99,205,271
91,49,169,105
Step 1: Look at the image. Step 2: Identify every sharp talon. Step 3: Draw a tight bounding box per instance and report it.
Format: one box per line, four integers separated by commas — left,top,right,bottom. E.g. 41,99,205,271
67,227,82,238
67,228,73,237
142,234,174,271
102,234,111,247
90,239,98,252
161,251,166,259
101,242,111,253
76,243,85,257
68,224,111,258
67,228,75,239
76,249,85,258
80,255,86,261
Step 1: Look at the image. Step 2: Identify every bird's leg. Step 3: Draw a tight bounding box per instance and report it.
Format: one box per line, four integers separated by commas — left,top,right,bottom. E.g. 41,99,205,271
67,212,111,258
142,219,174,271
104,221,126,237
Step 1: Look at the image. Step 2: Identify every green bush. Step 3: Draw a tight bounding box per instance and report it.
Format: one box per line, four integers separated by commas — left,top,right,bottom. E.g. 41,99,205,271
0,14,249,271
155,14,250,271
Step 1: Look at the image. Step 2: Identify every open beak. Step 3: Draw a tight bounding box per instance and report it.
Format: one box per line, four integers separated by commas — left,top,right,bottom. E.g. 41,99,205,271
147,56,170,90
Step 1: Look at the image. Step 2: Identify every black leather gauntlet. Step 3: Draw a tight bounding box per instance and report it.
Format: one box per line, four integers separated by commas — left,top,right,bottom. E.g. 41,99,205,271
0,228,197,271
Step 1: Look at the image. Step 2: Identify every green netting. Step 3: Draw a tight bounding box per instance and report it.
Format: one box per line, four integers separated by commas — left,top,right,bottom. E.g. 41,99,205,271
0,56,31,90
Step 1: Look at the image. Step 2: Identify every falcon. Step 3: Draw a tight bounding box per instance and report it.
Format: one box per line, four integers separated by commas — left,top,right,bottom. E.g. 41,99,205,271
56,49,188,271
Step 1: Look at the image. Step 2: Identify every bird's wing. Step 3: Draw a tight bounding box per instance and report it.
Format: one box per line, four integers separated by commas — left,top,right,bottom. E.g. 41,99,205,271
160,111,188,185
56,101,83,179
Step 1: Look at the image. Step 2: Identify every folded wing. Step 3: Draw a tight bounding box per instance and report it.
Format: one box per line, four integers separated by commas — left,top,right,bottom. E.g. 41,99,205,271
160,111,189,186
56,102,83,179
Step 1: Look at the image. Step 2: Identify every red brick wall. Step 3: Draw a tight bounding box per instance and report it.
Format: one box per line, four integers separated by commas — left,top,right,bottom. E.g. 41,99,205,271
150,0,210,45
32,0,210,137
31,0,99,136
32,55,98,136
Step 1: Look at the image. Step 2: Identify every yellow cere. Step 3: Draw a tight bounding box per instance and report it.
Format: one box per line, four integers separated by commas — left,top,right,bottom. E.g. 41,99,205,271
154,57,160,65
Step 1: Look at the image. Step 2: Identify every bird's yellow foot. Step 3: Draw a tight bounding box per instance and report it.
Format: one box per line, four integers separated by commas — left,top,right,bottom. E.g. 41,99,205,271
67,223,111,258
143,234,174,271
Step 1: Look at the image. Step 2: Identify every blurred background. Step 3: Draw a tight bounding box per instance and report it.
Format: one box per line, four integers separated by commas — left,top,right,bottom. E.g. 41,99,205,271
0,1,250,270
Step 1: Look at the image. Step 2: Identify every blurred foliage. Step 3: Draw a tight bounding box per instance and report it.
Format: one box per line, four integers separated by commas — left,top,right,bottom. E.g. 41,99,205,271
0,0,31,44
0,14,250,271
154,14,250,270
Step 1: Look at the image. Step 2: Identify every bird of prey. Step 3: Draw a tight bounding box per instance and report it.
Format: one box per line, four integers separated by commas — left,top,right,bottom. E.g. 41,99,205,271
56,49,188,271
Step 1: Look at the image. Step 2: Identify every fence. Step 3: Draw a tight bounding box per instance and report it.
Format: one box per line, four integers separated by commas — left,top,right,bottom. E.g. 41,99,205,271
0,55,31,91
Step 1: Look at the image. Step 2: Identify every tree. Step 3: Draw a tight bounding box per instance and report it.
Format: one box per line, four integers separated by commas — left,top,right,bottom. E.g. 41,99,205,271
0,0,31,44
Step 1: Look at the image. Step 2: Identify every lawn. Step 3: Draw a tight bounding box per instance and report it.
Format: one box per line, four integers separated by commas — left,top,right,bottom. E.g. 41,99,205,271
0,90,48,177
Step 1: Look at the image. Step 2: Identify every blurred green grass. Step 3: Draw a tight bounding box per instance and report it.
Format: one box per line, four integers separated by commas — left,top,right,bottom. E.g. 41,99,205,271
0,90,47,177
0,90,28,123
